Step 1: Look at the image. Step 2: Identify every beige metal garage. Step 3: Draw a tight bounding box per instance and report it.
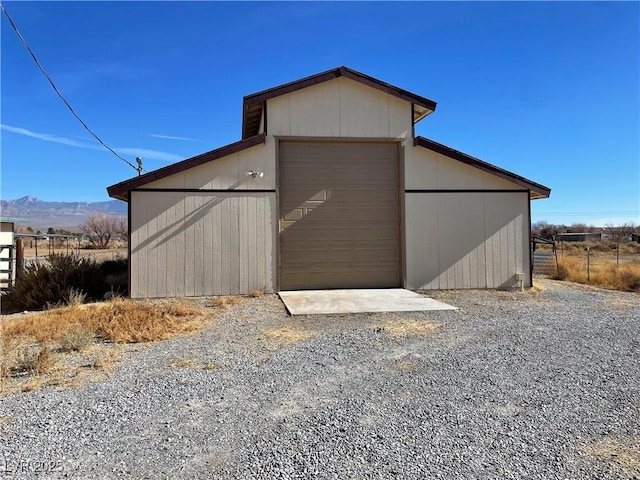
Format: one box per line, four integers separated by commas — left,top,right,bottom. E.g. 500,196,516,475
107,66,550,298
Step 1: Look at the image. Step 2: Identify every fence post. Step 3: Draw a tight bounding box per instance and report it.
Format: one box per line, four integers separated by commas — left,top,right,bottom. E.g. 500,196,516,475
15,237,24,281
586,246,590,283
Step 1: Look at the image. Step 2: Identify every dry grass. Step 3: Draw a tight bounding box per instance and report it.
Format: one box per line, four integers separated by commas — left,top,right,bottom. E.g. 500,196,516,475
249,289,265,298
203,361,221,370
530,283,546,293
209,296,239,309
262,324,318,346
169,357,197,368
7,345,55,376
0,297,210,396
377,319,441,337
554,256,640,292
584,436,640,479
1,298,207,345
59,328,95,352
395,358,417,370
168,357,221,370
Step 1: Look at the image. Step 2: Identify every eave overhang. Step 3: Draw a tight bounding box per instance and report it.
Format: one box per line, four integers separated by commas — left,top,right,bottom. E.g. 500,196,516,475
414,136,551,199
106,133,267,201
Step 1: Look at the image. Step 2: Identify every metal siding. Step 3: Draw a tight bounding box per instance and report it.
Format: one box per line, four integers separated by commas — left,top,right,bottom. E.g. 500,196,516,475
268,78,411,139
130,191,275,298
405,192,530,289
279,141,400,290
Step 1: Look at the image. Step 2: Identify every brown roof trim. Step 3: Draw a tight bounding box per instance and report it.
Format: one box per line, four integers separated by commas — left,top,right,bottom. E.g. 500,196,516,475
242,66,438,139
107,133,267,201
413,136,551,199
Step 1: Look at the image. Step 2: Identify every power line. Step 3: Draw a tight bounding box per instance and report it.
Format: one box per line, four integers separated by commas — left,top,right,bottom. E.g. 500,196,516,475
0,2,140,173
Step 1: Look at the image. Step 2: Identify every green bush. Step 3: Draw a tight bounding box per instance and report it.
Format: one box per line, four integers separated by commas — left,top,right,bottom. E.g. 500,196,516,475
1,254,127,314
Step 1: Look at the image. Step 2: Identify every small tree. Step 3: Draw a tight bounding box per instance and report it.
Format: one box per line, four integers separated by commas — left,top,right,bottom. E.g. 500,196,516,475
605,222,636,265
116,217,128,243
80,213,124,249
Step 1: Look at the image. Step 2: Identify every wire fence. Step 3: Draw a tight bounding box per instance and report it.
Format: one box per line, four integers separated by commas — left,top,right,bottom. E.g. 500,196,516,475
22,248,127,268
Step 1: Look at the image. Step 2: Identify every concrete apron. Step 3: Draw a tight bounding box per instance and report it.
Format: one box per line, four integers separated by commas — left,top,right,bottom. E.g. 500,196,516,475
278,288,457,316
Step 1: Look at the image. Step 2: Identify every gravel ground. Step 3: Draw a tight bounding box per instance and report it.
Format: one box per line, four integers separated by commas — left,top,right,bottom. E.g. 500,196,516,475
1,279,639,479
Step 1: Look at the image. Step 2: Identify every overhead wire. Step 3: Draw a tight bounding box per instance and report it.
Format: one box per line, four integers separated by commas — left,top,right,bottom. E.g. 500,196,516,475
0,2,140,173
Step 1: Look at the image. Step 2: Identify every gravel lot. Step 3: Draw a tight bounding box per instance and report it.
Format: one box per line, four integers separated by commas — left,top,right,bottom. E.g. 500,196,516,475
1,279,639,479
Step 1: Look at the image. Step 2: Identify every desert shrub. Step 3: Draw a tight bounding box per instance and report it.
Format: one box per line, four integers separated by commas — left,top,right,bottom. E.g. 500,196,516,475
65,288,87,307
1,254,109,313
59,328,95,352
99,259,127,295
10,346,54,376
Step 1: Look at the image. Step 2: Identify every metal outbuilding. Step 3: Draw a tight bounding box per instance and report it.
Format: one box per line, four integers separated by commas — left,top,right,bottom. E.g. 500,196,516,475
108,66,550,298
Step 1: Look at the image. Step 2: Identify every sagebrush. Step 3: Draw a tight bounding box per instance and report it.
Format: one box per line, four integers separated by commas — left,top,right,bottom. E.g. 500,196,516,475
0,254,127,313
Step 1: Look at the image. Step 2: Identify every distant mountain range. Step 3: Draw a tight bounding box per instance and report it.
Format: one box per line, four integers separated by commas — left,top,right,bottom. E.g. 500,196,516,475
0,196,127,231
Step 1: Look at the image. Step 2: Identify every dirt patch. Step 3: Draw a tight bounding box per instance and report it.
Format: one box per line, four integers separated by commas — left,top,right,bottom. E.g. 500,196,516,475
395,358,417,370
584,436,640,479
377,318,441,337
262,324,318,346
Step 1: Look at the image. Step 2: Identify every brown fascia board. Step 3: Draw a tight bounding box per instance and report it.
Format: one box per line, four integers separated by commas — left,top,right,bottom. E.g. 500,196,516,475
413,136,551,199
242,66,438,139
106,133,267,201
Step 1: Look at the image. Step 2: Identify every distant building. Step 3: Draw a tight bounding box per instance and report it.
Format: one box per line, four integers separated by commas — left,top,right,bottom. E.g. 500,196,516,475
556,232,604,242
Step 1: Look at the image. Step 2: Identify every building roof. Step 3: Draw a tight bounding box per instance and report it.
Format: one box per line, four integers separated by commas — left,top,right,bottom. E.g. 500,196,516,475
242,66,437,139
107,68,549,202
413,136,551,199
107,134,266,200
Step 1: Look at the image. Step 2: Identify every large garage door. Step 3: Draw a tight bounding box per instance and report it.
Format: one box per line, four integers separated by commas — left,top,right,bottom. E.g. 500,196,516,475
279,141,400,290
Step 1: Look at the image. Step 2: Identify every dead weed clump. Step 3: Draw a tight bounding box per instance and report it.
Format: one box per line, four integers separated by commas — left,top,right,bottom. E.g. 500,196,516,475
6,345,55,376
88,298,207,343
209,296,239,310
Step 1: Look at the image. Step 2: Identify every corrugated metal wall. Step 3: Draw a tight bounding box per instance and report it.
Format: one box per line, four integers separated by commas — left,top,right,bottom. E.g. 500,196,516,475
130,191,276,298
405,191,530,289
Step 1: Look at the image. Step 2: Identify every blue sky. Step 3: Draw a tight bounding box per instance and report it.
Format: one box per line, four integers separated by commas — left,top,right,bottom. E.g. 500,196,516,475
1,1,638,226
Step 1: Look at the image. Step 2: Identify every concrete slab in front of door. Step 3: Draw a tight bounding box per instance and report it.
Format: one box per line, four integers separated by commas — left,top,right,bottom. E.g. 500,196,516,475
278,288,457,316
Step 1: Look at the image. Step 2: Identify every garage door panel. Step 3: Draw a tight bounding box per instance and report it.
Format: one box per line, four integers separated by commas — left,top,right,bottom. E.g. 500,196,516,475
279,141,400,290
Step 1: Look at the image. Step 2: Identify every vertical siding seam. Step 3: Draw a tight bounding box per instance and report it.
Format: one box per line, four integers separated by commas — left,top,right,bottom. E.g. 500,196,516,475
436,193,442,289
483,192,489,288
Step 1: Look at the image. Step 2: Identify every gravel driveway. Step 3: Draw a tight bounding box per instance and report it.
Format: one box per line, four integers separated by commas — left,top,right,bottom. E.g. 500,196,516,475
1,279,638,479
